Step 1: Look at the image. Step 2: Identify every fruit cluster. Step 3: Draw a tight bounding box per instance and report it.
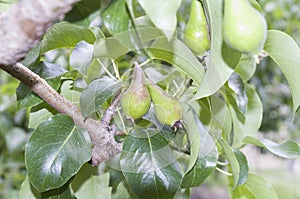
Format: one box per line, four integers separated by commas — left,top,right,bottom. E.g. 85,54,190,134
121,64,182,127
184,0,267,57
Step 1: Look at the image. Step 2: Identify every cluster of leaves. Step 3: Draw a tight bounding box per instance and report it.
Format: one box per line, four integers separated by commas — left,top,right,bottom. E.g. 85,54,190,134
1,0,300,198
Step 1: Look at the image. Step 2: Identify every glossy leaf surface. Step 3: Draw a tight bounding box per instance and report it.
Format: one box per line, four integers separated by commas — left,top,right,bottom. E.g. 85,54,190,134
243,136,300,158
70,41,94,76
41,22,96,53
120,128,182,199
80,76,122,117
102,0,130,35
25,114,92,192
138,0,181,39
149,37,204,86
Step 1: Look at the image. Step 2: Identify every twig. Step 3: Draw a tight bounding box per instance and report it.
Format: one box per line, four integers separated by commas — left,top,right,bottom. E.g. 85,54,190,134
101,91,123,130
0,62,122,165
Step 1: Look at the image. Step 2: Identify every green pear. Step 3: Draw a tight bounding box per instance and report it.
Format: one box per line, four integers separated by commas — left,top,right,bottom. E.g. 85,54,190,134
147,81,182,126
121,64,151,119
223,0,267,55
184,0,210,56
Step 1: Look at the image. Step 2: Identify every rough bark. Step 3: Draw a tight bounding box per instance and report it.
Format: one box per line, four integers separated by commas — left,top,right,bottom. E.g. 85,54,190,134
0,0,80,66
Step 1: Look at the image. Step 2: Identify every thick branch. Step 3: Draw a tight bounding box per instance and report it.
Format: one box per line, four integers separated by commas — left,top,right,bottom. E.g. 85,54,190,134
0,0,80,65
1,63,83,122
0,62,122,165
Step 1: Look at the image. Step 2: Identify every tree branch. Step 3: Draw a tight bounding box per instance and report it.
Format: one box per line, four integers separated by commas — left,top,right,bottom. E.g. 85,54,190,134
0,0,80,66
0,62,122,165
0,0,123,166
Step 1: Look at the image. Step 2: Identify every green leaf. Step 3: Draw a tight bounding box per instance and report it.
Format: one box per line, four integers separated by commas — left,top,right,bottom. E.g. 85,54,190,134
249,0,263,12
210,96,232,138
228,73,248,114
70,41,94,76
149,37,204,86
22,43,41,69
19,176,39,199
25,114,92,192
195,0,241,99
114,26,164,51
64,0,101,23
16,84,42,111
219,139,240,188
181,105,217,188
232,174,279,199
19,175,74,199
137,0,181,39
243,136,300,159
0,0,17,12
74,174,112,199
41,22,96,54
17,62,67,110
94,37,130,59
181,104,201,173
144,67,171,83
234,150,248,186
264,30,300,114
229,84,263,146
112,182,132,199
102,0,130,35
70,163,99,193
235,54,257,81
80,76,122,117
60,80,81,105
120,128,182,199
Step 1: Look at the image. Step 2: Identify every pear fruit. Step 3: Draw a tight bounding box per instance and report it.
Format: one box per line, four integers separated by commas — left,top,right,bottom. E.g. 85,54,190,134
147,81,182,126
184,0,210,56
121,64,151,119
223,0,267,55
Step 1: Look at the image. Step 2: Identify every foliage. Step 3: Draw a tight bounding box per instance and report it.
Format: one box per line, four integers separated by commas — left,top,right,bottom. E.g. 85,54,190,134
0,0,300,198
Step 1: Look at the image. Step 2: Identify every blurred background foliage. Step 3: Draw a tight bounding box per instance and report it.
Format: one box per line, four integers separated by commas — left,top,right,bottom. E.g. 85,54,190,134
0,0,299,198
254,0,300,142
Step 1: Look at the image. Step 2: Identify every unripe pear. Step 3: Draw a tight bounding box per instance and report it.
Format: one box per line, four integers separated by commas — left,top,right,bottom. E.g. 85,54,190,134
147,81,182,126
121,64,151,119
184,0,210,56
223,0,267,55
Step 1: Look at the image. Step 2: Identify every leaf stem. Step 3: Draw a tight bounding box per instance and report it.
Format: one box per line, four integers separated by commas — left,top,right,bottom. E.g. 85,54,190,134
117,109,127,133
216,167,233,176
140,59,151,67
174,77,192,99
111,59,121,80
217,160,228,166
97,58,117,81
